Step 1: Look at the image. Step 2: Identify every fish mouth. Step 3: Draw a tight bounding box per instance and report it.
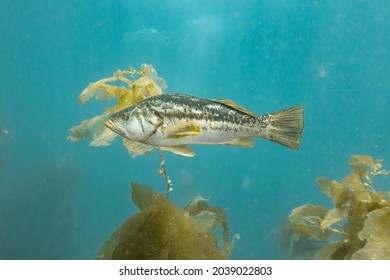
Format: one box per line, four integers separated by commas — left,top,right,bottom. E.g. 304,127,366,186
105,119,125,137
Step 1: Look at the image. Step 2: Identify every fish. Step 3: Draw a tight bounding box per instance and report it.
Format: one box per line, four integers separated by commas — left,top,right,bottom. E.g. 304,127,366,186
105,94,304,157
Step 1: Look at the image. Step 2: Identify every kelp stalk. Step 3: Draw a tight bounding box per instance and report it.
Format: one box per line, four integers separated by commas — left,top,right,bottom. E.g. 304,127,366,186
157,149,173,199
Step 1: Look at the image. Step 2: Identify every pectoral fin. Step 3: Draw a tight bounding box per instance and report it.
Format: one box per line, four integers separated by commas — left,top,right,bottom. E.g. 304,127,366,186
161,121,201,139
160,145,196,157
222,137,255,148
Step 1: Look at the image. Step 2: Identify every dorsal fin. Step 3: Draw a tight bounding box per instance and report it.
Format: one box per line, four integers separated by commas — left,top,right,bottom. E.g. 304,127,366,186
210,99,257,117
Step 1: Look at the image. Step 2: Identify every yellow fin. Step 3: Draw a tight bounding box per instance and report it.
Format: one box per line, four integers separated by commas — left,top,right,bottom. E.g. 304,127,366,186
222,137,255,148
211,99,257,117
160,145,196,157
161,121,200,139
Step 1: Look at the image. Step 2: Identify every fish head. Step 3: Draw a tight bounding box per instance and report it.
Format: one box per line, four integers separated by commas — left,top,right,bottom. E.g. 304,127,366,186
105,108,156,142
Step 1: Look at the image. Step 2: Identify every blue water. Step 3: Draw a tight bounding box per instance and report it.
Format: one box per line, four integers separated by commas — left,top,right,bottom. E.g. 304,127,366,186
1,0,389,259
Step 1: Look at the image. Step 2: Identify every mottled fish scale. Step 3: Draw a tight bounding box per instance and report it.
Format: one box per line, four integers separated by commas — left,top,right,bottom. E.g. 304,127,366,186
144,94,261,133
105,93,304,156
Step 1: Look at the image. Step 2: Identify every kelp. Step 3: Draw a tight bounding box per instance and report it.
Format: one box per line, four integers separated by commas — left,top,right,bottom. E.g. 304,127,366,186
69,64,240,259
281,155,390,259
352,207,390,259
96,182,239,260
68,64,167,157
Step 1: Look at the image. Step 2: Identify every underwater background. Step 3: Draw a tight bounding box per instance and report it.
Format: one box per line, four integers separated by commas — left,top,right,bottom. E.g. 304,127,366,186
1,0,390,259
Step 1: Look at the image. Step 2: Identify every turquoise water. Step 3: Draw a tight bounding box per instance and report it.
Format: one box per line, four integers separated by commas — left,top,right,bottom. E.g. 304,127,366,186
1,0,389,259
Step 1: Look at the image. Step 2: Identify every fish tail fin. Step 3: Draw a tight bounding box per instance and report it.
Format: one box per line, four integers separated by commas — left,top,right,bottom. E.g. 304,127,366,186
261,106,304,150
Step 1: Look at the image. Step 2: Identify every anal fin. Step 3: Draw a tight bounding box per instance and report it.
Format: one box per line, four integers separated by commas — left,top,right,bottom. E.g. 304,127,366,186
222,137,255,148
160,145,196,157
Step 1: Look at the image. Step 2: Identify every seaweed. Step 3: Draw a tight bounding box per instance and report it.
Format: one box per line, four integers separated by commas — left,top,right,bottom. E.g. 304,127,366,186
68,64,167,157
281,155,390,259
96,183,239,260
70,64,239,259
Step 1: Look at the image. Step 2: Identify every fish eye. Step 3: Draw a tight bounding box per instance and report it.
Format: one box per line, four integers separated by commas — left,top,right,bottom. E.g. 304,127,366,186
120,111,130,121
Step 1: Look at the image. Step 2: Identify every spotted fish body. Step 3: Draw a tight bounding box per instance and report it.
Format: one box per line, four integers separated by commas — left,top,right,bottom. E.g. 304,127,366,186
105,94,304,156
